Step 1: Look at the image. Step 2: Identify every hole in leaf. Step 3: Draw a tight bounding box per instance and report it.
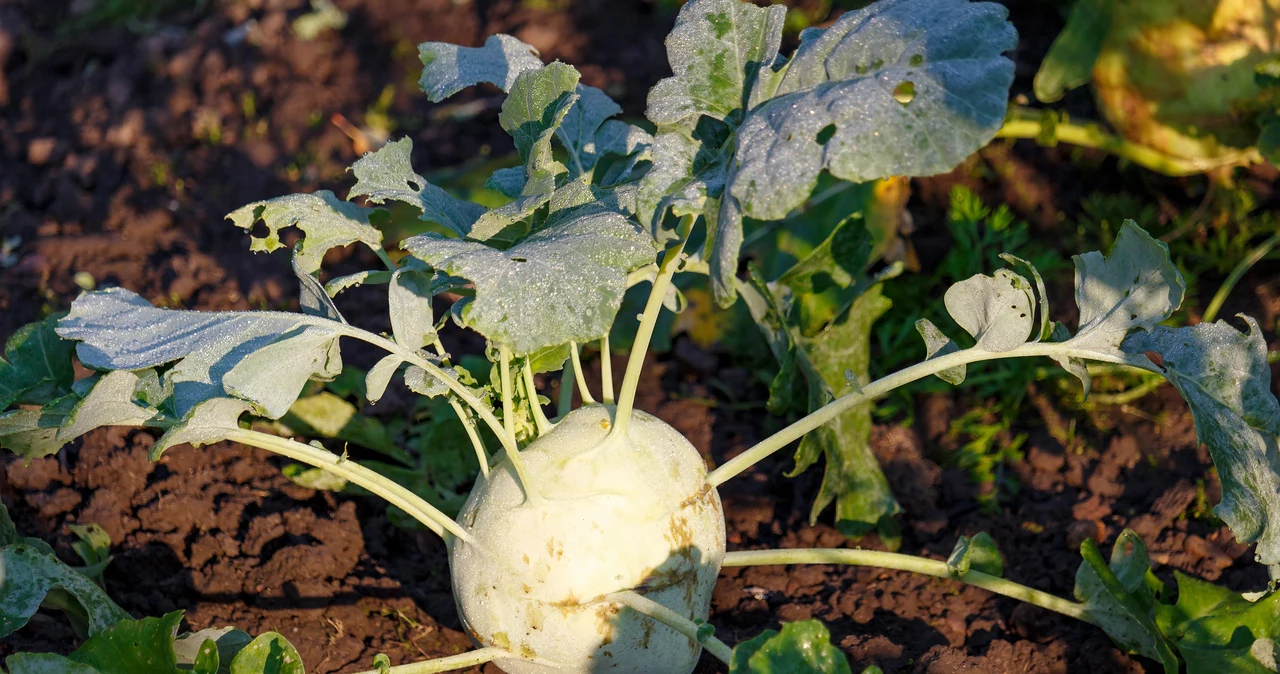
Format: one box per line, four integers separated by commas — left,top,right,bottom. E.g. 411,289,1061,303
815,124,837,145
910,54,924,66
510,256,528,263
892,81,916,105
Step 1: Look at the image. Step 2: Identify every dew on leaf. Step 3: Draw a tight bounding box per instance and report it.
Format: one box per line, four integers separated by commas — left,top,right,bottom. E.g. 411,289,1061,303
892,81,916,104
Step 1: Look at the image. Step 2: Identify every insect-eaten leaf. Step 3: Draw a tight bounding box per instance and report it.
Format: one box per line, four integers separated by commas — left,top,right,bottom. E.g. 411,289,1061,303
944,269,1035,352
226,191,382,274
418,33,543,102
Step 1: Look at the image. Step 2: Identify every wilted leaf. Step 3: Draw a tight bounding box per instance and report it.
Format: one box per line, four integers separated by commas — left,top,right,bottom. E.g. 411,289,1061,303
1123,318,1280,566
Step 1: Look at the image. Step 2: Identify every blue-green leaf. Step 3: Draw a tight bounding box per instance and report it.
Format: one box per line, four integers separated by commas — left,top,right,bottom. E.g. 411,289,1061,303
0,544,130,638
418,34,543,102
943,269,1035,352
348,137,484,238
1123,317,1280,565
646,0,786,129
58,289,342,418
403,205,656,355
1071,221,1184,351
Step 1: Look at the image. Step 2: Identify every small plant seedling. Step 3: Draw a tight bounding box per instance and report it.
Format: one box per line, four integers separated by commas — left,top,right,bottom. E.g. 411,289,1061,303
5,0,1280,672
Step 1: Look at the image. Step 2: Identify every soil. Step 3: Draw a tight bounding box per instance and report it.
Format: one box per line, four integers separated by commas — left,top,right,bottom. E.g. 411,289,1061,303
2,0,1278,672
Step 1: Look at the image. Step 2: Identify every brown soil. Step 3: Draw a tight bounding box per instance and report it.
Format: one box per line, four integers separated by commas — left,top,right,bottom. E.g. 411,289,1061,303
2,0,1277,673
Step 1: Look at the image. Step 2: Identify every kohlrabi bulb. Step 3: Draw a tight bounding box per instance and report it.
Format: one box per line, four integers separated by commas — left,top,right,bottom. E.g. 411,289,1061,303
449,405,725,674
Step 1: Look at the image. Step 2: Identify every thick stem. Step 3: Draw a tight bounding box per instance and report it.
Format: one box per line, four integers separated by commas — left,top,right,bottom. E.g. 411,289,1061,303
997,108,1259,177
350,648,507,674
705,342,1155,487
613,217,692,440
223,428,473,544
723,549,1093,624
448,399,489,478
557,362,573,418
606,591,733,664
570,342,596,405
500,346,541,503
523,361,553,435
600,334,615,404
341,327,511,454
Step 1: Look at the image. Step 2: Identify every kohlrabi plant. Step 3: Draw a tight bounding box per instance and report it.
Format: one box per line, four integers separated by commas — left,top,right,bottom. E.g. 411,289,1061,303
1001,0,1280,176
7,0,1280,672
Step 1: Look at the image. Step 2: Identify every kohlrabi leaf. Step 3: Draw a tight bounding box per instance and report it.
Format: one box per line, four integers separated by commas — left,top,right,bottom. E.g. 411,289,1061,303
558,84,622,174
739,270,899,541
914,318,965,385
151,398,253,459
707,0,1015,304
946,532,1004,577
173,626,254,673
226,632,304,674
226,191,382,274
348,137,484,238
58,370,160,443
777,214,873,337
325,270,392,298
403,205,656,355
0,314,76,409
943,269,1035,352
0,395,78,459
636,126,731,237
285,391,405,462
1071,220,1184,351
1050,321,1091,397
500,62,580,171
794,285,898,539
730,620,853,674
57,288,342,418
469,63,581,240
6,653,104,674
1154,572,1280,674
417,33,543,102
1074,531,1179,673
646,0,786,129
59,611,183,674
1032,0,1111,103
485,167,528,199
365,354,401,404
0,543,131,638
388,268,436,350
1122,318,1280,566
